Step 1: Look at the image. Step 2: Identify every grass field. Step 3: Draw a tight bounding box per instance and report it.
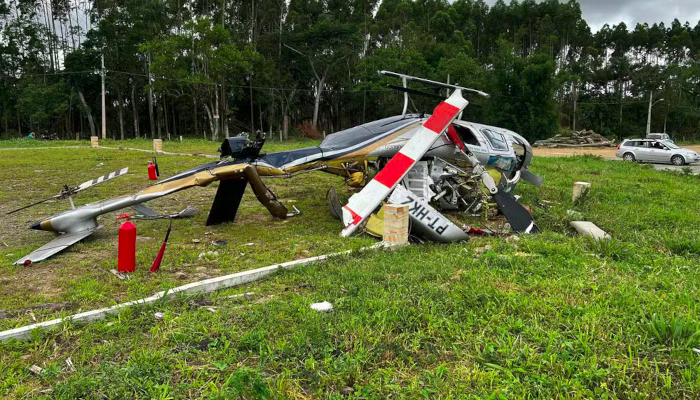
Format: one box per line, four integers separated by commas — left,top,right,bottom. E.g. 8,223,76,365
1,139,700,399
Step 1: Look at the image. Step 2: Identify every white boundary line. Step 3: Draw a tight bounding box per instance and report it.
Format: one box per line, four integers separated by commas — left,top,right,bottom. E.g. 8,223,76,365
0,243,391,342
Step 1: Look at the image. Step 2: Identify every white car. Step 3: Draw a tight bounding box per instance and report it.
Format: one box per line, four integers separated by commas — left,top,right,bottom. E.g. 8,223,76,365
616,139,700,165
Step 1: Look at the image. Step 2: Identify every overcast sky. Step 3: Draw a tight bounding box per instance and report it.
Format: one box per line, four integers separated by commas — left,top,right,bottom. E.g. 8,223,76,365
481,0,700,31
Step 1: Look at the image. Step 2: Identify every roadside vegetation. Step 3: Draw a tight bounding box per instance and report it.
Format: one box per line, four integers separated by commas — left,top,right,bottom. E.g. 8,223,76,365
1,142,699,399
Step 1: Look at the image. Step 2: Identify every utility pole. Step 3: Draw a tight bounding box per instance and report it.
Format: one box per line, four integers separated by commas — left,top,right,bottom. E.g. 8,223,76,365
101,52,106,139
646,92,664,135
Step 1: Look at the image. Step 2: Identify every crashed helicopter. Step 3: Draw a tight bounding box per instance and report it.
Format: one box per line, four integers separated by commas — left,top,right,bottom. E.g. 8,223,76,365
9,71,543,265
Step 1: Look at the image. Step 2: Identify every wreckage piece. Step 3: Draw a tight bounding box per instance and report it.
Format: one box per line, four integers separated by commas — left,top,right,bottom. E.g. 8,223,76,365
389,185,469,242
206,179,248,226
492,190,538,233
15,227,101,265
128,204,199,220
15,160,292,264
14,72,545,262
340,89,469,237
206,165,292,225
571,221,610,240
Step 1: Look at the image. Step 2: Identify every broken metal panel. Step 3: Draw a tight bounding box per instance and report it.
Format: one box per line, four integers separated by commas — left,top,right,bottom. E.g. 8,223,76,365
401,161,435,201
388,185,469,243
131,203,159,217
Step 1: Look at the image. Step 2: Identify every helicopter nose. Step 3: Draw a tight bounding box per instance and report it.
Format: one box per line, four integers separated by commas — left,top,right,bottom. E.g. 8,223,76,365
30,221,42,230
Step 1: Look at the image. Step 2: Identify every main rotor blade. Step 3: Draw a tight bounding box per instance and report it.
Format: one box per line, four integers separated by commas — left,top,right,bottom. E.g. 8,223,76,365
387,84,444,100
75,167,129,193
340,90,468,237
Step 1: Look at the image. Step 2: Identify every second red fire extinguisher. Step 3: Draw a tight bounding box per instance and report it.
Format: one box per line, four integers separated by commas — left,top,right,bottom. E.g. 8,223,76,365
148,156,160,180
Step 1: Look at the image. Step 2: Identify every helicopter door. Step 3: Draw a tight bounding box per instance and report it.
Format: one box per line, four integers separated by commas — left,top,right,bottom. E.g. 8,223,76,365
451,123,489,165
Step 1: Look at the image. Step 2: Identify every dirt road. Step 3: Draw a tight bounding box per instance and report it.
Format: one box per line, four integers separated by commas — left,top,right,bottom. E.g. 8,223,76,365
533,145,700,158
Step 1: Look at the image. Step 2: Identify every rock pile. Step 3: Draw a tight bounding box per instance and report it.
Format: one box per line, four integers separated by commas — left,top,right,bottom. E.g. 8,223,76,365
533,130,615,147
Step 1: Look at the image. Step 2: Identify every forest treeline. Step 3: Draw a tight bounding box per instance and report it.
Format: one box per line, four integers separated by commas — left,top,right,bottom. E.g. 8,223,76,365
1,0,699,142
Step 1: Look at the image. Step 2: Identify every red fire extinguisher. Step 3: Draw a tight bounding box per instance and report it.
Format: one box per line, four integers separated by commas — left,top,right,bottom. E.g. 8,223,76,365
148,156,160,180
147,162,157,180
118,221,137,272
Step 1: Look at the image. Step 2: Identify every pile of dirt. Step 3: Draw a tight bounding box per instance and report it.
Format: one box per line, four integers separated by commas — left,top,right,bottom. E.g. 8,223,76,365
533,130,615,148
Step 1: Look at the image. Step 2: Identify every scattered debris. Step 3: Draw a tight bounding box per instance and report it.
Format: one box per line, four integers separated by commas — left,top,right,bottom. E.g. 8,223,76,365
340,387,354,395
65,358,75,372
225,292,255,300
211,240,227,246
191,239,201,244
534,129,615,147
29,365,43,375
198,251,219,260
154,312,165,320
310,301,334,312
109,269,130,281
474,245,493,255
570,221,611,240
505,235,520,244
188,292,256,308
96,162,104,167
206,307,217,313
567,210,583,219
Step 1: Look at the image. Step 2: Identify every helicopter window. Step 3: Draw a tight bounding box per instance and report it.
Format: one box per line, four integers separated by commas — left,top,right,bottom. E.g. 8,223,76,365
481,128,508,151
451,124,480,146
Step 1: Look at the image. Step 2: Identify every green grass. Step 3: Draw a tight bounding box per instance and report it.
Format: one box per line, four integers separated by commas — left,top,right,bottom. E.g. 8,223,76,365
0,137,321,155
1,146,700,399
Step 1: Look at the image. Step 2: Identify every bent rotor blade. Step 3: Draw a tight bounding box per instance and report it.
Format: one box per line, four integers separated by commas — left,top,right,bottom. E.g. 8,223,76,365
14,228,99,265
74,167,129,193
492,190,539,234
340,90,469,237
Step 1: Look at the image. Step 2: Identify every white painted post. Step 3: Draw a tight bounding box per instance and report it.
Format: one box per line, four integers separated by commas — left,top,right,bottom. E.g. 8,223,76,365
153,139,163,153
572,181,591,203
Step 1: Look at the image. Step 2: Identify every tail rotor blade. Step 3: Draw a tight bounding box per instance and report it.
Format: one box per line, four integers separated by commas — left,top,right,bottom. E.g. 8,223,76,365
7,167,128,215
75,167,129,193
6,195,59,215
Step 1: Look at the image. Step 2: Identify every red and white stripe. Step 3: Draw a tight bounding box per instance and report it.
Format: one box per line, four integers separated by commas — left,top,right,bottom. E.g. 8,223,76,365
340,90,468,237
